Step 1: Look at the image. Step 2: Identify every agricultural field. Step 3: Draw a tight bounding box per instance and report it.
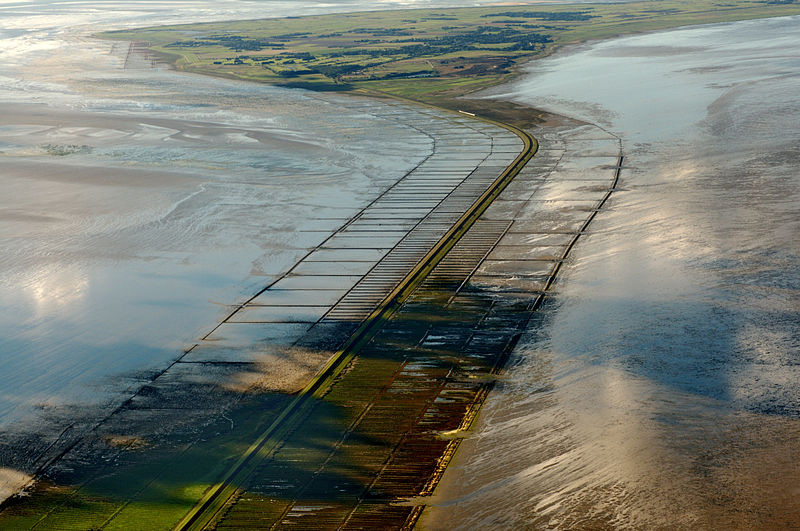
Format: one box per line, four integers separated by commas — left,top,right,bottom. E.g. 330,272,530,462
100,0,800,118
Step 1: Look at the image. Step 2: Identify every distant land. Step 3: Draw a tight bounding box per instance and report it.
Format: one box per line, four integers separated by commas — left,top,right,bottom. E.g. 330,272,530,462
100,0,800,125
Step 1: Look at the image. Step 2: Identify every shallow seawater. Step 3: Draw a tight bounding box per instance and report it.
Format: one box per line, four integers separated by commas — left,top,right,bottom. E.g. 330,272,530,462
423,16,800,529
0,0,444,430
0,92,431,424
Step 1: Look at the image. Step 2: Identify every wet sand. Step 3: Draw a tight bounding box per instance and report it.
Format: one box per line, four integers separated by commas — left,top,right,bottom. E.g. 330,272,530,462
421,15,800,530
2,0,599,447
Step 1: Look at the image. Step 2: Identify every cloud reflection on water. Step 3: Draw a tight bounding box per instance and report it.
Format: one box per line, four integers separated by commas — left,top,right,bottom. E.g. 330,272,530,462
425,15,800,529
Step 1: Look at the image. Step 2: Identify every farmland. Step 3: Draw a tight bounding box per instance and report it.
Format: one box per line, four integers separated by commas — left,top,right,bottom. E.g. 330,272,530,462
100,0,800,122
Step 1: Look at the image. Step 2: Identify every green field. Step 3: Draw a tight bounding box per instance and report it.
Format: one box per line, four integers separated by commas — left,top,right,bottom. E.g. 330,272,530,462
100,0,800,123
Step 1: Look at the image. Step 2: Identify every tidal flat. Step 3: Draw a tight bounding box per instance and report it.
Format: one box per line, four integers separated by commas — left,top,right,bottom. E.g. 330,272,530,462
1,0,799,527
0,0,563,505
423,15,800,529
0,0,444,493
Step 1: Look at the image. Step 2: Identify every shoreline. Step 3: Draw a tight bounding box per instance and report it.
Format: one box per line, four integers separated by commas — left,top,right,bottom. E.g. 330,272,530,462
0,26,620,520
98,3,800,127
4,5,799,526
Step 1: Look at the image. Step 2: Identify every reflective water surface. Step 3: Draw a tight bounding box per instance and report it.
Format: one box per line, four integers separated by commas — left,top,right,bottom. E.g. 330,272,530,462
423,16,800,529
1,0,446,432
2,0,798,523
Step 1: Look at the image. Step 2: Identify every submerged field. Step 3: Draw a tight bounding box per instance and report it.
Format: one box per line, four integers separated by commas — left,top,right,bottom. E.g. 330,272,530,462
101,0,800,122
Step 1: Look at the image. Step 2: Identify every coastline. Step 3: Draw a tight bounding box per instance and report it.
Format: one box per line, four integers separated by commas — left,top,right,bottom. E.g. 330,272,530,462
3,3,799,527
99,2,800,127
0,18,622,520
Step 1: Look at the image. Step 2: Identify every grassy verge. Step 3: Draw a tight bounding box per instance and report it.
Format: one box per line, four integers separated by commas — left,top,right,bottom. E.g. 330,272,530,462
99,0,800,125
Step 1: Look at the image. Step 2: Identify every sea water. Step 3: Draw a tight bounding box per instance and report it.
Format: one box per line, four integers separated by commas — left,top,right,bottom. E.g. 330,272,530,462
424,15,800,529
0,0,439,430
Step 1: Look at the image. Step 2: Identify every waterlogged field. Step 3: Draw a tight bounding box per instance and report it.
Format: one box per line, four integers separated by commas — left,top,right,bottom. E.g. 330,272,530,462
103,0,800,109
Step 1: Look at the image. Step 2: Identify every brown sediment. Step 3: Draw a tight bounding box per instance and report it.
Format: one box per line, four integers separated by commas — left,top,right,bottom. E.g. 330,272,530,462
0,469,33,505
102,435,148,450
424,98,580,130
219,347,334,395
356,87,579,130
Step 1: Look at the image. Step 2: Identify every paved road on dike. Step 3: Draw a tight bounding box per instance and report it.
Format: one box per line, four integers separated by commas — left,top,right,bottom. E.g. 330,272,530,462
0,99,622,531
